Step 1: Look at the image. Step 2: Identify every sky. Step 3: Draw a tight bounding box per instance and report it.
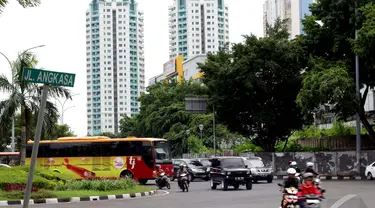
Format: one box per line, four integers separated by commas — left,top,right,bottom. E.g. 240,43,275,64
0,0,264,137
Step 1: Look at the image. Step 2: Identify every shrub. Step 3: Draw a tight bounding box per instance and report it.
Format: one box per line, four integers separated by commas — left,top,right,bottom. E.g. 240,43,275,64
3,184,38,192
1,189,56,200
55,178,136,191
18,166,71,183
0,168,56,190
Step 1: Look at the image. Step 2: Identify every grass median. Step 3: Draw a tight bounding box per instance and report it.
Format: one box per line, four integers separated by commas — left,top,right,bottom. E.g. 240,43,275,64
0,167,155,200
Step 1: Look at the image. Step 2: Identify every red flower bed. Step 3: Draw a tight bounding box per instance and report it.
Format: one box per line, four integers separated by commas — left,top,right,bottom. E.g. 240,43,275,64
3,184,38,192
85,177,118,180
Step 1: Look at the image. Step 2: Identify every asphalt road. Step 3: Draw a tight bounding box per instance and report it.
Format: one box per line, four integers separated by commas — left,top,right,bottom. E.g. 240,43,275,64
28,179,375,208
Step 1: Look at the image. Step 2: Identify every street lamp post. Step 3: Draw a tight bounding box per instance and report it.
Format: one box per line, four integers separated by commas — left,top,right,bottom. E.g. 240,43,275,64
354,7,361,175
198,124,204,141
0,45,45,152
56,93,79,124
186,129,190,155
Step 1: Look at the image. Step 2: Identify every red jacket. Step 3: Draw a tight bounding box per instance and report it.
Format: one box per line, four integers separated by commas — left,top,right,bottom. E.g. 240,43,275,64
297,183,322,197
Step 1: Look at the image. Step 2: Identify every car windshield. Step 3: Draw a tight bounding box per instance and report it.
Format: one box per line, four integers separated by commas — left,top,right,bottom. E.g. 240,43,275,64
154,141,172,163
200,159,211,166
221,158,245,168
189,160,203,167
247,159,265,168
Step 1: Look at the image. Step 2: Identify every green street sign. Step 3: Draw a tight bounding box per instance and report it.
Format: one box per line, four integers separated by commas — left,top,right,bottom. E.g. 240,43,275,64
22,68,76,87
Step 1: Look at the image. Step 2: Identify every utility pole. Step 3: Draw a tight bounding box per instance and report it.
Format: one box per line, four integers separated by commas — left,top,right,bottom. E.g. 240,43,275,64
213,105,216,156
355,7,361,175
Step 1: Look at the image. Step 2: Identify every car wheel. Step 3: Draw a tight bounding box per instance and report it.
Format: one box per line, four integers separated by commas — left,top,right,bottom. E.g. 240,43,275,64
210,179,217,189
367,172,373,180
246,180,252,190
267,177,273,183
139,179,148,185
222,180,228,191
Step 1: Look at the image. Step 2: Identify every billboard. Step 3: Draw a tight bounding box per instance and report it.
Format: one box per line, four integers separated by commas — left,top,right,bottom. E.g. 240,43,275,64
163,59,176,76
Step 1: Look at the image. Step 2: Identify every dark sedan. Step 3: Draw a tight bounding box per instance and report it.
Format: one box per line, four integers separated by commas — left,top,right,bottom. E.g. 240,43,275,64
172,159,210,181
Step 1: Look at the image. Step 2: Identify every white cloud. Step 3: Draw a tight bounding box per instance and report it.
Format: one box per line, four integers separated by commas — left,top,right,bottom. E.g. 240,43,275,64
0,0,263,137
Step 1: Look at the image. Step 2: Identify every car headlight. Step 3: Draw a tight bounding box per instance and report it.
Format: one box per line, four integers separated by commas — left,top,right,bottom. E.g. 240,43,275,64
191,168,198,172
246,171,251,174
226,171,231,175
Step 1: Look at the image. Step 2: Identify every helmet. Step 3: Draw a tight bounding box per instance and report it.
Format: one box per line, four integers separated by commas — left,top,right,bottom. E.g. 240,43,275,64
156,164,160,169
287,168,296,175
306,162,314,167
179,164,186,169
290,161,297,166
303,172,314,179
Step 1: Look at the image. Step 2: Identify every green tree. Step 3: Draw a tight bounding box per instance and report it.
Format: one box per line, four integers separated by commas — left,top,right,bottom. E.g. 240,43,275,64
119,79,240,156
99,132,118,138
199,22,306,151
47,124,75,139
296,0,375,140
119,115,137,137
0,52,71,164
0,0,40,14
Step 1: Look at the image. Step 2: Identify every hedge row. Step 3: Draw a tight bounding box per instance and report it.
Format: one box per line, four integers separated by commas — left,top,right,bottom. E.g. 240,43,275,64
0,167,69,191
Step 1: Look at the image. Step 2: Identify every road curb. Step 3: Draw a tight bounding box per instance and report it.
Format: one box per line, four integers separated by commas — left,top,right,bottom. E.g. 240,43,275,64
0,190,156,206
273,176,366,180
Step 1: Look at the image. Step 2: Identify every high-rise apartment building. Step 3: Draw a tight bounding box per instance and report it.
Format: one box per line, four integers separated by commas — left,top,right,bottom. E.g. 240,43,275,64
168,0,230,60
263,0,315,38
86,0,145,136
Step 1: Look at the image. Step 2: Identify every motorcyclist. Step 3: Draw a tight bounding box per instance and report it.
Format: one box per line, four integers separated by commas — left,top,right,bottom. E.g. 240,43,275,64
177,164,190,187
289,161,301,174
279,168,299,208
153,164,165,185
297,173,323,208
304,162,319,176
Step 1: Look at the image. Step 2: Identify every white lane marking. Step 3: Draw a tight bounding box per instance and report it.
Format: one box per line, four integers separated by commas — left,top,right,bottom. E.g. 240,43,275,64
330,194,358,208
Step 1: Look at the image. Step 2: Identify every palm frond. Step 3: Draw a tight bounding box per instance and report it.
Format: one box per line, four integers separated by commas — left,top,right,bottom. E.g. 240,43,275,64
39,85,72,99
0,92,22,123
0,74,14,93
0,0,9,14
16,0,40,8
13,52,38,90
28,97,59,136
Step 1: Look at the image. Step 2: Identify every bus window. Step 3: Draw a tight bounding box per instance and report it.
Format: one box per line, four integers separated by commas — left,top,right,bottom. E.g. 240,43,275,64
154,141,171,163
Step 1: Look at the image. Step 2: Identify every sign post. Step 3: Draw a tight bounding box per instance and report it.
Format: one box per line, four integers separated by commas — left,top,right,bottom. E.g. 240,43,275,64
22,68,75,208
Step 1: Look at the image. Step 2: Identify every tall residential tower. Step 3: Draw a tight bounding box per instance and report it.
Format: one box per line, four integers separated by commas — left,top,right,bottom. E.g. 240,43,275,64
168,0,229,60
263,0,315,38
86,0,145,136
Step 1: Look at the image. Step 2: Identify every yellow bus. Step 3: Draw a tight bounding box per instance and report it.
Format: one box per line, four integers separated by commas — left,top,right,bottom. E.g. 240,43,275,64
26,136,173,184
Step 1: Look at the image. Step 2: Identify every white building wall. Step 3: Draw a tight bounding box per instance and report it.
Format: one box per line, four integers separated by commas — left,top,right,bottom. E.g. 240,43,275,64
86,0,144,135
168,0,229,61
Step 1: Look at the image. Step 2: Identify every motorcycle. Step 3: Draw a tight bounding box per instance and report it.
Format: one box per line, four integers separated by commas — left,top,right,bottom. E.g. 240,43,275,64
313,177,326,195
278,183,299,208
157,172,171,190
301,194,322,208
178,173,189,192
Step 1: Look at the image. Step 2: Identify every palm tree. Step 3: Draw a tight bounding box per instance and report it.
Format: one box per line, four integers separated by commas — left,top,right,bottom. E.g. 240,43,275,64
0,0,40,14
0,51,71,165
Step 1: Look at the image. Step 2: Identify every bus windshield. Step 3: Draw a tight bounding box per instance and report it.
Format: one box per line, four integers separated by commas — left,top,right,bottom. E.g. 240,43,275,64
154,141,171,163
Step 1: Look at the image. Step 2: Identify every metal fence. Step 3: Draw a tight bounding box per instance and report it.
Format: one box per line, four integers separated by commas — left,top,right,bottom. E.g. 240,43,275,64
182,150,375,177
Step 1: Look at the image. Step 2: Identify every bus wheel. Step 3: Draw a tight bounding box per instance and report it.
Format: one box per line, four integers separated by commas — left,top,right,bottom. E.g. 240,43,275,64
120,170,133,179
139,179,148,185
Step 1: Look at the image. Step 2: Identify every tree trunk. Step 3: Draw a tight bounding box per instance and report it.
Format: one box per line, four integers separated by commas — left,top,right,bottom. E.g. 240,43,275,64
19,126,26,165
282,137,289,152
